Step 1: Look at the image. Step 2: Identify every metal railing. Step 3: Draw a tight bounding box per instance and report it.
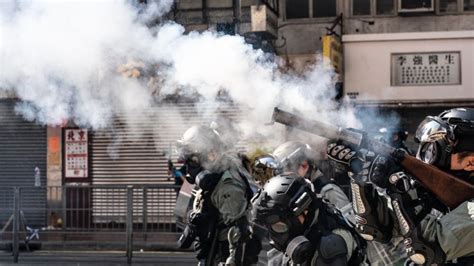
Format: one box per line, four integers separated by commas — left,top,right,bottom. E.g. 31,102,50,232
0,185,184,264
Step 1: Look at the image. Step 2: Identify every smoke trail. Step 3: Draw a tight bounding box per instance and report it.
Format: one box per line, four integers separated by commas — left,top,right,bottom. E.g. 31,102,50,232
0,0,394,152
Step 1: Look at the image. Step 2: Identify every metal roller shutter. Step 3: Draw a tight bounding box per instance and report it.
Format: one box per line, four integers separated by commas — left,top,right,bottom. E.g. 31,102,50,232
0,99,47,228
90,103,243,185
89,103,243,222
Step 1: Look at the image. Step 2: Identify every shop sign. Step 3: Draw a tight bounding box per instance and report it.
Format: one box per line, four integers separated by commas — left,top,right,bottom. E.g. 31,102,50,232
391,52,461,86
65,129,88,178
322,35,343,75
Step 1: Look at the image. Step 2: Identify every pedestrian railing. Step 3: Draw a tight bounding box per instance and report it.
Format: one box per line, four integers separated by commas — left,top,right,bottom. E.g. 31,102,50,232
0,185,184,264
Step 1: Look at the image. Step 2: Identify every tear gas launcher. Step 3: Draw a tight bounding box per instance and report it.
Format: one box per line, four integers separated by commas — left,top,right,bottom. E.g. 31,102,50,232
271,107,474,209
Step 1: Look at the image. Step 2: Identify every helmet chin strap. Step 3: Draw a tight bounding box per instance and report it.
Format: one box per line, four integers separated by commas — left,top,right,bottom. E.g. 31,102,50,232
304,165,315,180
303,208,319,235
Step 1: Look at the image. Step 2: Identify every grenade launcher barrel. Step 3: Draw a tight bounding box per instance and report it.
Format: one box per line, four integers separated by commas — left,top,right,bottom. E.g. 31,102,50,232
271,107,474,209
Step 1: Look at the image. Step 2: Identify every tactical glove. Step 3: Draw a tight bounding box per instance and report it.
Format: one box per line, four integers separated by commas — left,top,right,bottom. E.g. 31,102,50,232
355,149,402,189
327,142,358,171
327,143,394,242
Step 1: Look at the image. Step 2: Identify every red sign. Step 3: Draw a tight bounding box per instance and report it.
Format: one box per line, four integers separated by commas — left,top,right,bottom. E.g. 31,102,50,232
65,129,88,178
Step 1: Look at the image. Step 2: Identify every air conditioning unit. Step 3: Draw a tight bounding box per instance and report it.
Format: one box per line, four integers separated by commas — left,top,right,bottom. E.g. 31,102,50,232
250,5,278,39
398,0,434,13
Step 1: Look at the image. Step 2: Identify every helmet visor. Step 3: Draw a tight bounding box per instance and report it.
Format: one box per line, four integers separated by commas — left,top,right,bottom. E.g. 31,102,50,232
254,155,282,170
415,116,452,143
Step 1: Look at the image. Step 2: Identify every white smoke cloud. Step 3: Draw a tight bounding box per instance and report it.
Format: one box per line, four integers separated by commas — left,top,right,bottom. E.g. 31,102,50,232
0,0,378,152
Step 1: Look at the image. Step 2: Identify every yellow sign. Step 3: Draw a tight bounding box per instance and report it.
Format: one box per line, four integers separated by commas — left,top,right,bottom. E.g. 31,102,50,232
322,35,343,75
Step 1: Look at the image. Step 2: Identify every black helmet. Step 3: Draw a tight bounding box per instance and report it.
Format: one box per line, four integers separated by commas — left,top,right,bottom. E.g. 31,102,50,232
251,174,319,251
415,108,474,170
439,107,474,122
176,125,226,182
272,141,318,178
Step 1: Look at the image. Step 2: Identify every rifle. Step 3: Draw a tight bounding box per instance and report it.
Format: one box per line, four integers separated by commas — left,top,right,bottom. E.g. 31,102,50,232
271,107,474,209
205,228,218,266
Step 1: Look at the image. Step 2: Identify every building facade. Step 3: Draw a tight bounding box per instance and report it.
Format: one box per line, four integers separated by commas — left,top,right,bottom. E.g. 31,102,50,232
172,0,474,145
2,0,474,228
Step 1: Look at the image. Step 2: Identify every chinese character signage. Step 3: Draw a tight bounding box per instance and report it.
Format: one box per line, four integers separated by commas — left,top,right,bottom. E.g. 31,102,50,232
391,52,461,86
65,129,88,178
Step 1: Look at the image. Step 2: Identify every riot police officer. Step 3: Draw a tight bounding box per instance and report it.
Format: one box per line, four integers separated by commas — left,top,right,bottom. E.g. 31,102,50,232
267,142,406,265
254,141,350,210
328,108,474,264
251,174,366,265
252,142,357,265
176,125,260,265
377,127,412,154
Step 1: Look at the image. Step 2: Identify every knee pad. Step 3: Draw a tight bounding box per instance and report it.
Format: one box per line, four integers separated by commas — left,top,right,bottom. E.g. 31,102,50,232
404,237,445,265
351,181,392,242
317,234,348,265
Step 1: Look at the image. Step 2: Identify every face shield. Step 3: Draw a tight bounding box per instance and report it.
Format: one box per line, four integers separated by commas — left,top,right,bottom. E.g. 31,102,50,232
252,155,283,185
415,118,453,167
272,142,317,178
415,116,474,170
415,116,454,143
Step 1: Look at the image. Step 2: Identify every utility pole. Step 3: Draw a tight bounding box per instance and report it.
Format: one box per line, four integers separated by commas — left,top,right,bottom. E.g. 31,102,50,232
233,0,241,34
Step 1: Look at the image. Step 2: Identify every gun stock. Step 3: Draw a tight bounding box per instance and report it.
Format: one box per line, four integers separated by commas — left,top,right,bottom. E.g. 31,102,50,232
271,107,474,209
399,155,474,209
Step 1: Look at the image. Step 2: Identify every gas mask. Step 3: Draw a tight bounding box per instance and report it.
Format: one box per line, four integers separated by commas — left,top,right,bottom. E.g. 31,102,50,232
251,174,319,263
416,115,474,171
265,189,316,251
285,235,314,264
416,116,456,169
265,214,307,252
265,212,316,265
183,154,204,184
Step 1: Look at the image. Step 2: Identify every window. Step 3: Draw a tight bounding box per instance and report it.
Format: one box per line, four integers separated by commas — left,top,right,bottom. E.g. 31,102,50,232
465,0,474,11
439,0,474,13
286,0,310,18
440,0,458,12
286,0,336,19
352,0,396,16
353,0,371,15
376,0,395,14
399,0,432,9
313,0,337,17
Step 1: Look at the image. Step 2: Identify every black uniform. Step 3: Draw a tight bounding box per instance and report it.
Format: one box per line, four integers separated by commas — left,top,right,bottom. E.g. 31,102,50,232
176,125,260,265
328,108,474,265
252,174,366,266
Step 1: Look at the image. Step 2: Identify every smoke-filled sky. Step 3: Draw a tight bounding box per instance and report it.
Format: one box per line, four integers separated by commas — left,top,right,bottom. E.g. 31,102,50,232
0,0,396,150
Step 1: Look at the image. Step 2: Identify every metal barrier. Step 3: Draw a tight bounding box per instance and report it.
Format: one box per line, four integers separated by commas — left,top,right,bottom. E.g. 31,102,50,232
0,185,183,264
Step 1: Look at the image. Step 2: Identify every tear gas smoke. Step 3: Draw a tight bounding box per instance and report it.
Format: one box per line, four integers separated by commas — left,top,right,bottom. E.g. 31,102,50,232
0,0,397,153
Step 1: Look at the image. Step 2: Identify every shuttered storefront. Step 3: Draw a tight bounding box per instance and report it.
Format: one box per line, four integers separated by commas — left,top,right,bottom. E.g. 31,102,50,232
89,103,242,223
0,99,47,228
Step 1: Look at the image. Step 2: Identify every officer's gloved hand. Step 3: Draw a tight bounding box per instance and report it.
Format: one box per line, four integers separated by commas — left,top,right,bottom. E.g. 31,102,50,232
327,142,394,242
354,149,402,189
326,142,358,173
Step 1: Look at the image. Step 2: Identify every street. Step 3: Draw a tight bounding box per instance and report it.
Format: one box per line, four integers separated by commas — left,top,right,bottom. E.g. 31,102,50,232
0,250,196,265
